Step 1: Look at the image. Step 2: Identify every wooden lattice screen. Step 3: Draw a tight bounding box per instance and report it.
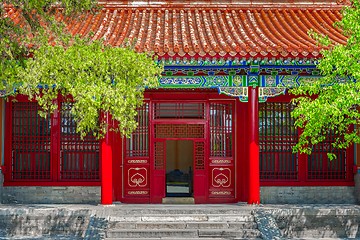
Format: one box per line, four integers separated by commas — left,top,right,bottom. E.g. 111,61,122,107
11,102,51,180
259,101,352,183
60,102,99,180
153,102,205,119
259,102,298,180
209,103,233,157
308,133,347,180
9,99,100,183
126,103,149,157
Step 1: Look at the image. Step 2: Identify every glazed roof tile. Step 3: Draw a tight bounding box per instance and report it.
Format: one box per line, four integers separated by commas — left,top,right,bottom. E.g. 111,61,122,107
5,1,349,59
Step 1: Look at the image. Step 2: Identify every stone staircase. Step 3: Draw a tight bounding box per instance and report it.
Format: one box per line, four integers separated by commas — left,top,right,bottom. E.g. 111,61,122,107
104,205,262,239
1,204,360,239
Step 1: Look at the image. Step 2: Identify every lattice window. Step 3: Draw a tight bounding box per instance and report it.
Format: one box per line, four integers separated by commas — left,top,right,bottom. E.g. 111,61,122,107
259,102,298,180
154,142,164,170
11,102,51,180
210,103,233,157
60,102,99,180
155,124,204,138
154,102,205,119
308,133,347,180
126,103,149,157
195,142,205,170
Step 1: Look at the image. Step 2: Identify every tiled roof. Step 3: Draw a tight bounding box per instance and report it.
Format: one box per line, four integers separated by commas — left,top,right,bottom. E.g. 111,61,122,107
98,0,349,8
5,1,348,59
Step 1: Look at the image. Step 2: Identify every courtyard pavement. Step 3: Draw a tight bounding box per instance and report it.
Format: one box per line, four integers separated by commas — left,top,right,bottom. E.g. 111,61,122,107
0,203,359,239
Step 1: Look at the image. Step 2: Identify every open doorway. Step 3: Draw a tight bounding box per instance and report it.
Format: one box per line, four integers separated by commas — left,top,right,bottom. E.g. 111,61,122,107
166,140,193,197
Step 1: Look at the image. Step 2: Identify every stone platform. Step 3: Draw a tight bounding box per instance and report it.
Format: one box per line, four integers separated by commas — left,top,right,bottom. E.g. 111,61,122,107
0,204,359,239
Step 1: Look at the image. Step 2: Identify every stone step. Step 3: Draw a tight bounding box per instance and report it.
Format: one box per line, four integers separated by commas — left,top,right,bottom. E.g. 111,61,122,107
198,229,261,238
162,197,195,204
207,214,254,222
2,236,82,240
106,229,199,238
105,239,228,240
105,238,262,240
110,221,257,229
109,221,186,229
105,206,259,239
285,229,351,239
288,239,349,240
100,207,254,215
109,214,254,222
187,221,257,229
106,238,263,240
229,221,258,229
106,228,261,239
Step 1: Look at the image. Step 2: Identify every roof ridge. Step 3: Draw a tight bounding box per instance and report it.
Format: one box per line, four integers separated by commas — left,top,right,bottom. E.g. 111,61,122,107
5,1,347,59
98,0,350,9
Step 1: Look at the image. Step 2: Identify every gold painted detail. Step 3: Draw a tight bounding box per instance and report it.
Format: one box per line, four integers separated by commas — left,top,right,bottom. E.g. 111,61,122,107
259,87,286,98
219,87,247,98
219,86,286,100
211,159,231,164
211,191,231,195
128,191,149,195
128,167,148,187
128,159,148,164
212,167,231,188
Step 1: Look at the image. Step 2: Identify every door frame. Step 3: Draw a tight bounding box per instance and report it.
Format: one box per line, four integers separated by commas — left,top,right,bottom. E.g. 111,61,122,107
119,93,239,204
165,139,194,198
150,123,207,203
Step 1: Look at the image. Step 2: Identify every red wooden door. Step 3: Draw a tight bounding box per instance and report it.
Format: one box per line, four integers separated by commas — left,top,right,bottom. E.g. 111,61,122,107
193,140,207,203
123,158,150,203
208,101,236,203
150,140,166,203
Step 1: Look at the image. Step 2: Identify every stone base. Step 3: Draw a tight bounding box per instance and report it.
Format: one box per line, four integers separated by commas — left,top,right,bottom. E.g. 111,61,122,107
162,197,195,204
0,170,3,204
270,206,360,239
354,173,360,203
1,179,358,204
1,186,100,204
261,186,356,204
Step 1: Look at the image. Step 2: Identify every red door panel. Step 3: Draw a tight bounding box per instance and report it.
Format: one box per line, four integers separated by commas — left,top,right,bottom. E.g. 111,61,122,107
208,158,235,202
193,140,207,203
150,140,166,203
123,159,150,201
209,164,235,198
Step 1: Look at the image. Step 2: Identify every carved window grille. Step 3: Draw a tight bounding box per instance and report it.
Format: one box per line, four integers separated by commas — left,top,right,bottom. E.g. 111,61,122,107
126,103,149,157
259,102,298,180
155,124,204,138
308,133,347,180
11,102,51,180
154,102,205,119
195,142,205,170
154,142,164,170
60,102,99,180
210,103,233,157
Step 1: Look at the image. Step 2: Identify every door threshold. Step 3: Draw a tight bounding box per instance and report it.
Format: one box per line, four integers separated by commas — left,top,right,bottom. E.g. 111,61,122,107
162,197,195,204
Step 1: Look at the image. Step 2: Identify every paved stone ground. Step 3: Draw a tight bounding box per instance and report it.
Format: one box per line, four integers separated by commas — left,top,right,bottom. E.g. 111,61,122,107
257,204,360,239
0,203,359,239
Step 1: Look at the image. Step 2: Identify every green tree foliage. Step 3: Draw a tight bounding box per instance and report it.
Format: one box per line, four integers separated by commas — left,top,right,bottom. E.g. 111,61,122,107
1,0,97,92
1,1,163,138
290,0,360,158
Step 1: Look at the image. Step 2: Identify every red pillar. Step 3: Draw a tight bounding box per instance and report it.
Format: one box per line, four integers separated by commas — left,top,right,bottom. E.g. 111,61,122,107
101,112,113,204
248,86,260,204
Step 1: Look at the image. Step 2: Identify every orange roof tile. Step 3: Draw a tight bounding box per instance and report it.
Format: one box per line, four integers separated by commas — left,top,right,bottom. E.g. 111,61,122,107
98,0,349,8
5,1,349,59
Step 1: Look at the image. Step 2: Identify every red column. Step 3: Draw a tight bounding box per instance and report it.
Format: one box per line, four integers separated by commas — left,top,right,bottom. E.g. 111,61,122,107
248,86,260,204
112,128,123,202
101,112,113,204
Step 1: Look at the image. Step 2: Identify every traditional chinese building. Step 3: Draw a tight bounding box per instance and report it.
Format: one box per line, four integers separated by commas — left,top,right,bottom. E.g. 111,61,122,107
0,0,358,204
